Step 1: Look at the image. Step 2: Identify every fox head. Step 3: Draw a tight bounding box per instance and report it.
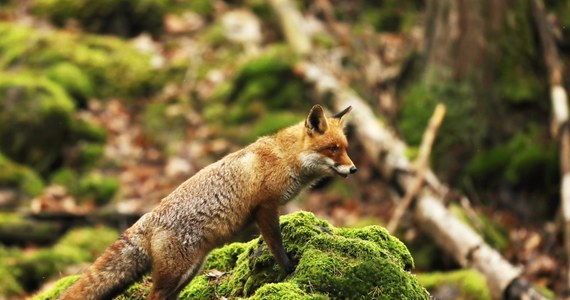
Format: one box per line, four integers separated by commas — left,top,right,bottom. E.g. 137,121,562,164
301,104,357,178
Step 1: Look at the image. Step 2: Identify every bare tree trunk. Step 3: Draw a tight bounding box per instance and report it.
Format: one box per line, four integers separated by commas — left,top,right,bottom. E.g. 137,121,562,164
531,0,570,290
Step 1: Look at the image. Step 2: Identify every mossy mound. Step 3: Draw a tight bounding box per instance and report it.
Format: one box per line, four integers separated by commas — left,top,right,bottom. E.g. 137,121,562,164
0,153,45,197
0,226,118,298
0,70,108,179
206,45,308,125
0,213,63,244
416,269,491,300
0,22,165,99
31,0,213,37
37,212,429,299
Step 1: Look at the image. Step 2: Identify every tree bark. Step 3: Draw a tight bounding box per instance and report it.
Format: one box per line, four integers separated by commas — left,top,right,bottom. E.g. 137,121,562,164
531,0,570,290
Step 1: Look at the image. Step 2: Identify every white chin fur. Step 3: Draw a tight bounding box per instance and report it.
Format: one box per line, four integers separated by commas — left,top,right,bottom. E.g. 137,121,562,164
301,153,351,177
332,165,352,176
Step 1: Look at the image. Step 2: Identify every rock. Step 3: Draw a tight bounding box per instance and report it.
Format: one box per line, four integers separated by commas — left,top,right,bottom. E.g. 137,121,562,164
35,212,429,299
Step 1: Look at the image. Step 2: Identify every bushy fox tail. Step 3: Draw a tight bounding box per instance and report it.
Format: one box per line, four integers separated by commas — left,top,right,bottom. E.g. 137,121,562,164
59,233,151,300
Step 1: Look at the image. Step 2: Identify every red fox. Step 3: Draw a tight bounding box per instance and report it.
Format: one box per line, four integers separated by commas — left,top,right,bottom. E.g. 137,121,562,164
59,104,356,300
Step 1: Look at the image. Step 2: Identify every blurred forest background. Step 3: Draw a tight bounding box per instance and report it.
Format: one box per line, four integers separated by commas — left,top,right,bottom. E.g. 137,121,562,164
0,0,570,299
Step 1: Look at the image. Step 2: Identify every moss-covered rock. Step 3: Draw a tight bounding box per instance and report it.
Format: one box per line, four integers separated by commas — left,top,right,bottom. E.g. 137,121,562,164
0,226,118,295
49,169,119,206
31,0,214,37
466,125,559,189
34,275,80,300
416,269,491,300
0,22,165,99
0,246,25,297
208,45,308,125
0,213,63,244
37,212,429,299
0,69,108,178
0,153,45,197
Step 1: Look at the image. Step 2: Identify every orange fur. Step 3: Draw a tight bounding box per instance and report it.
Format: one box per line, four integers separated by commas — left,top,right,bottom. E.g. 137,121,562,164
59,105,356,300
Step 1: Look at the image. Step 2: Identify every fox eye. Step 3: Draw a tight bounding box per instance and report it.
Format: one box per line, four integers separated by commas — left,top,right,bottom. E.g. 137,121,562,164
328,145,340,153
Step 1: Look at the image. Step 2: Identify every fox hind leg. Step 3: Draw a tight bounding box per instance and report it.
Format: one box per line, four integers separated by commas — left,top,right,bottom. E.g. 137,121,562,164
146,256,204,300
146,232,206,300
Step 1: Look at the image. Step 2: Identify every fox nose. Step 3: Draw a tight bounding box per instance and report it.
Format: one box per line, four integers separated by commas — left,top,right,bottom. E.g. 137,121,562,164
349,166,357,174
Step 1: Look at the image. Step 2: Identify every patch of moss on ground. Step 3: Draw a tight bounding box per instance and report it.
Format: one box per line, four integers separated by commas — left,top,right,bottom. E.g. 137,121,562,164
34,275,79,300
141,102,190,150
1,226,118,296
40,212,429,299
50,169,119,206
207,45,308,125
0,22,165,99
466,125,559,190
31,0,213,37
0,246,25,297
0,213,62,244
416,269,491,300
0,152,45,196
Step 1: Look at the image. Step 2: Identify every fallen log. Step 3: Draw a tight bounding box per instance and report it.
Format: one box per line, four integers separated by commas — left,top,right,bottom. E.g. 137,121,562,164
296,61,548,300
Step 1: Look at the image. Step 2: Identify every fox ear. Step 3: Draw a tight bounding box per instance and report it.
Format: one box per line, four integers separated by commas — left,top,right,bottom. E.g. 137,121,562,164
332,106,352,125
305,104,328,135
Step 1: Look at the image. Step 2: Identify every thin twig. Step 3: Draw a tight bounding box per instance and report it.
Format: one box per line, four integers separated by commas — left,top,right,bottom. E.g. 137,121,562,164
387,104,446,233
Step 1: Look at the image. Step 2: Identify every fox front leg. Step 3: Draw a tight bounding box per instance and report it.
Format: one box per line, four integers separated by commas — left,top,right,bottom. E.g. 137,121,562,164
254,203,294,273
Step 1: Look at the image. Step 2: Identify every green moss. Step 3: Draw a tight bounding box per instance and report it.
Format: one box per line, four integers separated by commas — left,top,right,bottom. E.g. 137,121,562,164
180,275,217,300
40,213,428,299
141,102,189,149
2,226,118,297
209,45,307,125
20,227,118,288
449,204,508,252
0,259,24,297
360,0,422,32
495,2,545,104
75,142,105,171
416,269,491,300
0,213,62,244
0,66,107,177
55,226,119,256
0,69,107,175
50,169,119,206
467,126,558,189
251,282,327,300
77,173,120,206
399,77,483,150
19,247,88,289
203,242,248,271
0,22,163,99
69,114,106,143
41,212,428,299
33,275,80,300
0,152,45,196
46,62,94,105
32,0,166,37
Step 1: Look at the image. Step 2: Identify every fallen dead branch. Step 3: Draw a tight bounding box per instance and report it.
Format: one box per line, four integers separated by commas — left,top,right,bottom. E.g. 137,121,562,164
387,103,446,234
531,0,570,290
